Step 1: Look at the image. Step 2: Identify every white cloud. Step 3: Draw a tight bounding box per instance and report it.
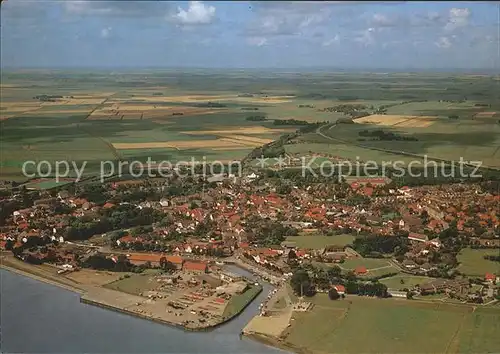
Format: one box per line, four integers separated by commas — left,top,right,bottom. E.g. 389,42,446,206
246,2,334,37
371,13,395,27
444,8,470,32
100,27,112,38
322,34,340,46
247,37,268,47
64,1,171,17
174,1,215,25
355,28,376,46
435,36,452,49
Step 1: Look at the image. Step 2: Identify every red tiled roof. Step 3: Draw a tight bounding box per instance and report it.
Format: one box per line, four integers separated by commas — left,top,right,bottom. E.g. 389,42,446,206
103,202,115,209
166,255,183,265
127,253,162,263
183,261,208,272
485,273,496,280
408,232,428,242
295,250,307,258
333,284,346,293
355,266,367,274
361,187,374,197
238,242,250,249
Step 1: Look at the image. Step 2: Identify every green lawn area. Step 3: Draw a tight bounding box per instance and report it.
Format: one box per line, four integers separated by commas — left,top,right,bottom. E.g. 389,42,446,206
222,284,262,319
341,257,392,270
458,307,500,353
380,275,435,290
284,293,500,353
103,270,161,296
457,248,500,277
285,234,355,249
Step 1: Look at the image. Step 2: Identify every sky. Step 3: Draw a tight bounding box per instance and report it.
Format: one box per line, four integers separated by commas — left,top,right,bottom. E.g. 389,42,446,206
1,0,499,70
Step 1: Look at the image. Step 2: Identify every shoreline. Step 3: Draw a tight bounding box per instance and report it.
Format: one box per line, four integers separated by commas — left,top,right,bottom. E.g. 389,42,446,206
245,333,308,354
0,259,84,294
1,257,266,334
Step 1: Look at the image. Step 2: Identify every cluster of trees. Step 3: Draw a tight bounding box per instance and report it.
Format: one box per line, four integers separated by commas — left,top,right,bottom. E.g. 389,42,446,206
33,94,63,102
195,102,227,108
246,115,267,121
290,269,317,297
80,254,137,272
248,218,298,245
344,280,388,297
352,235,409,257
484,255,500,262
290,266,389,299
320,104,369,118
273,119,310,126
358,129,419,142
65,204,163,241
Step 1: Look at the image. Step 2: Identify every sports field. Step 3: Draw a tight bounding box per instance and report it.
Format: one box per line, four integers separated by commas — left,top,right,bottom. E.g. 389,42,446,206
284,294,500,354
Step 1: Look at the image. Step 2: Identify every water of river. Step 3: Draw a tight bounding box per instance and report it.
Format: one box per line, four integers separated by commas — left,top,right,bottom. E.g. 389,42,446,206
1,266,287,353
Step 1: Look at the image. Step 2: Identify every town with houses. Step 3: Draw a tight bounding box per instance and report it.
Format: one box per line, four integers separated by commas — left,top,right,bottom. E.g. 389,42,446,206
1,160,499,334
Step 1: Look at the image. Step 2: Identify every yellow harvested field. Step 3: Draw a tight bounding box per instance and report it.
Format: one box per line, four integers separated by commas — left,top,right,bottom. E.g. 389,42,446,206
113,136,269,150
1,101,42,110
113,95,232,103
113,140,245,150
211,147,252,151
109,94,293,104
219,135,274,145
70,92,116,98
474,112,496,118
245,97,292,103
354,114,437,128
38,108,93,114
0,101,43,119
89,104,224,120
65,98,108,105
182,126,295,135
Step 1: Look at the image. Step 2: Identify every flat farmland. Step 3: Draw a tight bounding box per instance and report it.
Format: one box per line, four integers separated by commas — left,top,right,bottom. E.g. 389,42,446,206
284,294,500,354
320,117,500,168
2,70,499,180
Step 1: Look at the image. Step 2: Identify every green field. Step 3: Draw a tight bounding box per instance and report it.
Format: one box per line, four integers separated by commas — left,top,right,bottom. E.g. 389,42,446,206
285,234,355,249
222,284,262,319
457,248,500,277
284,294,500,353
